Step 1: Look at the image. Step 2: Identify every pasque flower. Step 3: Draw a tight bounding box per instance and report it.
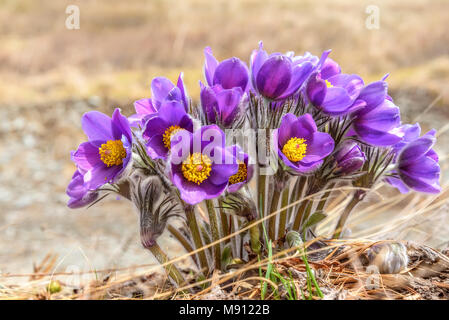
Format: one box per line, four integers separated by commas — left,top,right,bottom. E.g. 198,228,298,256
142,100,193,159
391,132,441,194
204,47,249,92
71,108,133,190
66,170,98,208
334,141,366,174
352,80,403,146
387,124,439,193
250,42,326,100
200,82,244,127
226,145,254,193
275,113,334,173
169,125,239,205
306,71,365,116
129,73,189,126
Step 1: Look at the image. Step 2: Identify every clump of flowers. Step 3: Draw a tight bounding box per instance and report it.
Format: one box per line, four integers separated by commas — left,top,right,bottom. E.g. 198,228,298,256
66,42,441,286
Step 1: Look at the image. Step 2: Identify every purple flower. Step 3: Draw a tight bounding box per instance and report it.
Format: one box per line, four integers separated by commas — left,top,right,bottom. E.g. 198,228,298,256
275,113,334,173
66,170,98,208
142,101,193,159
391,123,422,157
129,73,188,126
386,125,439,193
71,108,132,190
226,145,254,193
250,42,326,100
204,47,249,92
390,132,441,194
306,72,366,116
169,125,239,205
352,80,403,146
334,141,366,174
200,82,244,127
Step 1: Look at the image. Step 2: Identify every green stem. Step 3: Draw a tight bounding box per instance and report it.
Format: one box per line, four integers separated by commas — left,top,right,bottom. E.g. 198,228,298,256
206,199,221,271
332,192,364,239
185,206,209,273
268,187,281,241
167,224,198,266
258,172,267,217
278,186,290,240
147,242,185,287
316,182,336,212
288,177,307,218
292,199,309,231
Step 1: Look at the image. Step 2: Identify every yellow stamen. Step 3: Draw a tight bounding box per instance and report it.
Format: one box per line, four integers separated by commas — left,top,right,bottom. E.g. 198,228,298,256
325,79,333,88
282,137,307,162
229,161,247,185
182,153,212,185
99,140,127,167
162,125,182,149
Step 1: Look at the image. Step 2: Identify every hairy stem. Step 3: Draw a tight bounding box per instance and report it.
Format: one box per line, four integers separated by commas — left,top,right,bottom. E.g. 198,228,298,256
316,182,335,212
185,206,209,273
147,242,185,287
167,224,198,267
268,187,281,241
278,186,290,240
332,191,365,239
206,199,222,271
258,172,267,218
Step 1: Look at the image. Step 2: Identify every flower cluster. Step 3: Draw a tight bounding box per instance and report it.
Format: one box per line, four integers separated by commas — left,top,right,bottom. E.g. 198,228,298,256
66,42,441,279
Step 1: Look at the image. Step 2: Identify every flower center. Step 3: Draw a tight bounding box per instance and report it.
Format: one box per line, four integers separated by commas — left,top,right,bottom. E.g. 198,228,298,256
162,125,182,149
98,140,127,167
282,137,307,162
325,79,333,88
229,161,247,185
182,153,212,185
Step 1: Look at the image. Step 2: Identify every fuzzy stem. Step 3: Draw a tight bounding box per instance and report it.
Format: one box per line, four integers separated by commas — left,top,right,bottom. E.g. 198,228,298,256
147,242,185,287
205,199,222,271
218,199,230,242
316,182,336,212
292,199,309,231
278,186,290,240
258,172,267,217
268,186,281,241
332,191,364,239
185,206,209,273
167,224,198,267
288,177,307,218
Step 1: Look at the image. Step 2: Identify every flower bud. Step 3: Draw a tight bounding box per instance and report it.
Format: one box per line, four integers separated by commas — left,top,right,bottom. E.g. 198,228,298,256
334,141,365,174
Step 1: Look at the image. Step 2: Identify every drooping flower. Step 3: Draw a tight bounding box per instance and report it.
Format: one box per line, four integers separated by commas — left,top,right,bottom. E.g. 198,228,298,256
351,80,403,146
200,82,244,127
71,108,133,190
390,132,441,194
334,141,366,174
250,41,327,100
306,72,366,116
391,123,422,157
226,145,254,193
66,170,98,208
169,125,239,205
204,47,249,92
386,125,439,193
275,113,334,173
128,73,189,126
142,100,193,159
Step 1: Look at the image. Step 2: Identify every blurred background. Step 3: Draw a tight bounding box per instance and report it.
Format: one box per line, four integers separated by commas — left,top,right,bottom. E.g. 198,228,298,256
0,0,448,277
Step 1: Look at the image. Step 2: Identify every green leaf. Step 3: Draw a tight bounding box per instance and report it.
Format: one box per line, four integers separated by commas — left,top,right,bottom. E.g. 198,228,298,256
301,211,327,230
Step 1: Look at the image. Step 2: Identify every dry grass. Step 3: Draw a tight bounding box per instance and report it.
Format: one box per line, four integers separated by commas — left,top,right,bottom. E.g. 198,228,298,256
1,0,449,300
